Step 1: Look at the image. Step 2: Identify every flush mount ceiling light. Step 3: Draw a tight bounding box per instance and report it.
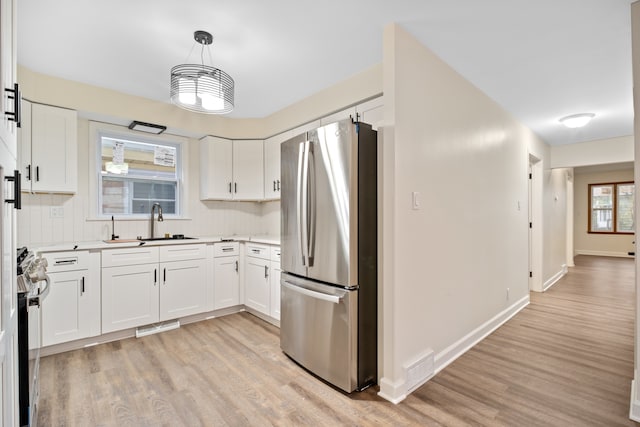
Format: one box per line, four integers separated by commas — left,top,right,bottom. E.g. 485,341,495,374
128,120,166,134
170,30,234,114
559,113,595,129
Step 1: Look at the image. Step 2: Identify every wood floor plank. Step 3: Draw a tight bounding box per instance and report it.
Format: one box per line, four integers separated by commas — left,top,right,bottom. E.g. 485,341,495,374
38,255,639,426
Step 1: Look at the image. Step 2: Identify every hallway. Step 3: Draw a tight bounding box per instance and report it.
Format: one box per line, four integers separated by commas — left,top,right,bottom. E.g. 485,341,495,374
410,255,637,426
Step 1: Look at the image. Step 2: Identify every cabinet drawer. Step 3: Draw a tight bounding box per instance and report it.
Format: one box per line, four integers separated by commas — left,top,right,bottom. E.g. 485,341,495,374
43,250,89,272
270,246,281,262
245,243,270,260
159,244,206,262
102,246,159,267
214,241,239,257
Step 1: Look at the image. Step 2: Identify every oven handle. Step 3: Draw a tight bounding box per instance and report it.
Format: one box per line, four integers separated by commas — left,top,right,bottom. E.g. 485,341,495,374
282,281,341,304
28,274,51,307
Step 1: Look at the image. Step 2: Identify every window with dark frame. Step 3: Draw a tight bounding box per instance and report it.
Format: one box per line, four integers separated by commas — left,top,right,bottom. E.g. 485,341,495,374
588,182,634,234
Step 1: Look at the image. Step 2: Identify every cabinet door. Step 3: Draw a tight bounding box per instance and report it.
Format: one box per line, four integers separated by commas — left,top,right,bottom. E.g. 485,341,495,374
270,261,282,320
320,106,356,126
31,103,78,193
245,257,270,315
0,0,17,158
102,263,159,333
200,136,233,200
213,256,239,310
42,270,94,346
0,112,18,426
356,96,384,130
233,139,264,200
160,259,207,321
17,99,31,191
264,131,291,200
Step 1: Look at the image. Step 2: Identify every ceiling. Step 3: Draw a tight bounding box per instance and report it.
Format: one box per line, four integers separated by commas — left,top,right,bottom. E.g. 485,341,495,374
16,0,634,146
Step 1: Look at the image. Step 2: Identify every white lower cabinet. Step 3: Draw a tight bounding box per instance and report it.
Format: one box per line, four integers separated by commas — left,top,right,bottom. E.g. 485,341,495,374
102,262,159,333
269,247,281,321
160,259,207,320
213,242,240,309
41,251,100,346
102,244,207,334
244,243,281,320
244,243,271,316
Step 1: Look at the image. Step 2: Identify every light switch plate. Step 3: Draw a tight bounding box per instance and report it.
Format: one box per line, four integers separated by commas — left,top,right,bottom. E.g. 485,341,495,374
412,191,420,210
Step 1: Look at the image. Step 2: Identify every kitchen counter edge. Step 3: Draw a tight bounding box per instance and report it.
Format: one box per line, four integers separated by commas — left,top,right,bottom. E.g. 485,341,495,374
35,235,281,254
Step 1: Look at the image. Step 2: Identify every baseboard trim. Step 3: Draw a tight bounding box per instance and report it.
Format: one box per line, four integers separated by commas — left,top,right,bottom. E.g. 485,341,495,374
630,379,640,422
378,377,407,404
575,250,634,258
434,294,530,374
543,264,568,291
378,294,530,405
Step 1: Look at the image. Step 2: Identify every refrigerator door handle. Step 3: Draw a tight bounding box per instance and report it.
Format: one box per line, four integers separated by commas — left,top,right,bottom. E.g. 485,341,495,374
282,281,341,304
307,144,316,267
296,142,305,265
299,141,311,266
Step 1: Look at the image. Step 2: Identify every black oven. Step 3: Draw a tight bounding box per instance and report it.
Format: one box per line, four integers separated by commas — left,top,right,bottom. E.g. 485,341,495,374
17,247,49,427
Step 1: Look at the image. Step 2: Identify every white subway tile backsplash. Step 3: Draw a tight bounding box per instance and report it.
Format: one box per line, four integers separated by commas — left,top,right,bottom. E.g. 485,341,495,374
17,194,278,248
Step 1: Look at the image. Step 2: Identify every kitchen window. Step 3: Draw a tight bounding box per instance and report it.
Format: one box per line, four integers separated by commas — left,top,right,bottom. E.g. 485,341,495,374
92,123,186,219
588,182,634,234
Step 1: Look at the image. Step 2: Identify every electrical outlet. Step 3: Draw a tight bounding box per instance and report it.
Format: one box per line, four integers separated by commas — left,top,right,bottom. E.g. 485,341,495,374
50,207,64,218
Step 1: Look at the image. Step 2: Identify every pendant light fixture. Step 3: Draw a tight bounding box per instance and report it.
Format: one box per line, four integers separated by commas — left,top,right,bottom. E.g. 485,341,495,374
170,31,234,114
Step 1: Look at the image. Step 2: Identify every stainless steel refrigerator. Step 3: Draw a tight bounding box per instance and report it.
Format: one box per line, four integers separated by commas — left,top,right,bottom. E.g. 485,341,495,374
280,118,377,392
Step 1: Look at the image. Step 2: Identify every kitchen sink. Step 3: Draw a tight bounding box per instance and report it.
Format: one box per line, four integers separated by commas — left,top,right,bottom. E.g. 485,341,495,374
138,236,197,242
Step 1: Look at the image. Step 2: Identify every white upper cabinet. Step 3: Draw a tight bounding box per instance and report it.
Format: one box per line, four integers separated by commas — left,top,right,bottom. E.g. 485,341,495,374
320,106,357,126
263,130,293,200
200,136,233,200
233,139,264,200
0,0,17,158
356,96,384,130
200,136,264,201
19,101,78,193
18,99,31,191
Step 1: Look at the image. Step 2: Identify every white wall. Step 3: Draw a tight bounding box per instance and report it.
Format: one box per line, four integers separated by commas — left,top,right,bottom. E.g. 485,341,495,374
543,168,569,287
573,167,635,258
551,135,633,168
378,23,566,403
629,2,640,422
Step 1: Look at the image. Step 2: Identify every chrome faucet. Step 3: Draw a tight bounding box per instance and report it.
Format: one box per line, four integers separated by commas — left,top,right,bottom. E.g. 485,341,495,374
150,203,164,239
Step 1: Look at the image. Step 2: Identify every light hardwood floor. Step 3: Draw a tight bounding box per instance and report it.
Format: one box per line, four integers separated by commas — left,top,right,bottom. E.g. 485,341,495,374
39,255,638,426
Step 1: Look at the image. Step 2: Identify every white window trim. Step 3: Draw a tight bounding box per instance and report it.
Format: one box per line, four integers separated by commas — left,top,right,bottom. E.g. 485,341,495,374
88,121,189,220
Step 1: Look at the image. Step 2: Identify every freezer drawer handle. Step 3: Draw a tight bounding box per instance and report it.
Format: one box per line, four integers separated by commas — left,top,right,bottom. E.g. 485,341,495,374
282,281,341,304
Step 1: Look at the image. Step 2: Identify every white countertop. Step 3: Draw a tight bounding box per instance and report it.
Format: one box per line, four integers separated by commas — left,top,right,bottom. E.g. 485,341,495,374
35,234,280,253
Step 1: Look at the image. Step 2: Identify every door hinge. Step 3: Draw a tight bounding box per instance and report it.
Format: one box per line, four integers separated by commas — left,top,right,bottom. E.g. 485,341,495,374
529,173,532,179
529,222,532,228
529,271,533,278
